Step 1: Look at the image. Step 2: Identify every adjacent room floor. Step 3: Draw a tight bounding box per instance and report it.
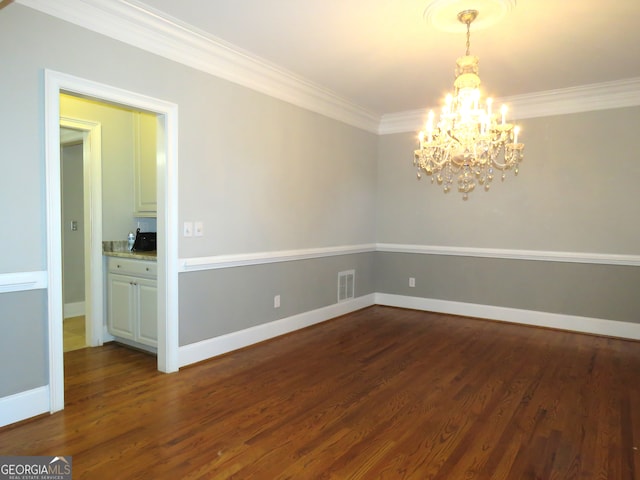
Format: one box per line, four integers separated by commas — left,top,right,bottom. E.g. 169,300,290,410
63,315,86,352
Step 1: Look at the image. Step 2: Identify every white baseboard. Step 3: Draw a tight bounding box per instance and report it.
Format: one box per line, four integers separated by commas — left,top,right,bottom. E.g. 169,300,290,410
103,326,115,343
375,293,640,341
178,294,376,367
0,386,50,428
64,301,85,319
110,335,157,354
179,292,640,368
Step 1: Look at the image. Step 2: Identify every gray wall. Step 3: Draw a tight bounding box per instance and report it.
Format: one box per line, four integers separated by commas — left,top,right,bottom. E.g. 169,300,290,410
61,143,85,305
178,84,377,258
376,108,640,322
375,253,640,324
179,253,375,345
377,108,640,253
0,290,47,397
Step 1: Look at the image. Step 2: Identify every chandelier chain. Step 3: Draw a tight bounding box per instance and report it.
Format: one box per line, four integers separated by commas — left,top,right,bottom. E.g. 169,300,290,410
465,20,471,56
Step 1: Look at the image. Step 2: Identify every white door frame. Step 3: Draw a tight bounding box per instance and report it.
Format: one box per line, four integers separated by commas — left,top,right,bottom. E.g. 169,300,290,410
45,69,180,412
60,117,103,348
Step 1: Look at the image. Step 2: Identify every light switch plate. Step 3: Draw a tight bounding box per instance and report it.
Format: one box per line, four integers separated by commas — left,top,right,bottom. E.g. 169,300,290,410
183,221,193,237
194,221,203,237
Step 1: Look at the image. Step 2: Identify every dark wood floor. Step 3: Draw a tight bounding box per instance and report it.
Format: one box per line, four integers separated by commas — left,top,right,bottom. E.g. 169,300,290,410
1,306,639,479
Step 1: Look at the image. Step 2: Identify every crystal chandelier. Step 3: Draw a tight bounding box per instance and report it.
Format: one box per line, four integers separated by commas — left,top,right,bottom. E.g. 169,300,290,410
413,9,524,200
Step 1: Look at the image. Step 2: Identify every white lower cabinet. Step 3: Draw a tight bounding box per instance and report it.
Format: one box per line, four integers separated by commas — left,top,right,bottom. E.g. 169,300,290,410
107,257,157,348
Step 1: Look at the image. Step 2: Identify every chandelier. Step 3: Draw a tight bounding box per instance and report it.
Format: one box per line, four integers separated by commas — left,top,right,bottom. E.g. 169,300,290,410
413,9,524,200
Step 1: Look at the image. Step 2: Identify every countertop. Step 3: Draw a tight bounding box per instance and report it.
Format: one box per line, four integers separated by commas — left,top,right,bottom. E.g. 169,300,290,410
103,250,157,261
103,240,157,261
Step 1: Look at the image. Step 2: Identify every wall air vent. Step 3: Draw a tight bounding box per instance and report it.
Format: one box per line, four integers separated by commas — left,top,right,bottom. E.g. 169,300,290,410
338,270,355,302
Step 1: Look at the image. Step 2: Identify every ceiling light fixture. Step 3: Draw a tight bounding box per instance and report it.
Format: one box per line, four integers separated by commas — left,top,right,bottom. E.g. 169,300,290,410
414,8,524,199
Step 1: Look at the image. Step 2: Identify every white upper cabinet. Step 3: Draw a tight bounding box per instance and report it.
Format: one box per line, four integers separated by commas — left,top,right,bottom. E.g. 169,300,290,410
133,111,157,217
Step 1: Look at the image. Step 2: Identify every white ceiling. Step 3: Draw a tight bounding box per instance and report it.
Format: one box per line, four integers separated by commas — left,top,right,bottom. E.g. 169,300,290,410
135,0,640,116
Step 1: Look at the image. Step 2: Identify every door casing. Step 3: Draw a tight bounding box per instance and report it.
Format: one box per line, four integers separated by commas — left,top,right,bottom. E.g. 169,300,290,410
45,69,180,412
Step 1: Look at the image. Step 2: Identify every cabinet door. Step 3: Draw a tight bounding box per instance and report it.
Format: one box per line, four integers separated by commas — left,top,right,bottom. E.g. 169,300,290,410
108,274,135,340
136,278,158,347
133,111,157,216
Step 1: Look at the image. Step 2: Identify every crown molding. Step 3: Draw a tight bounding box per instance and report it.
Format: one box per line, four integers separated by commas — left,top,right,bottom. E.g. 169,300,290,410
378,77,640,134
16,1,640,136
16,0,381,133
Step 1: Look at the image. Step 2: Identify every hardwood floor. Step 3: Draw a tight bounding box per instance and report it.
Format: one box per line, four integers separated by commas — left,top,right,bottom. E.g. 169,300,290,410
1,306,639,479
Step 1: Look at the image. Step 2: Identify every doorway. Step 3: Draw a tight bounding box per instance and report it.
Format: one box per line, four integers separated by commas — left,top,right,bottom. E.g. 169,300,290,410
59,120,102,352
45,70,180,413
60,128,87,352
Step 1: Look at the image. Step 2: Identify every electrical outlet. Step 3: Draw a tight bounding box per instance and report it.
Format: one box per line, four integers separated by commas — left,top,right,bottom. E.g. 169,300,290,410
194,221,203,237
274,294,280,308
409,277,416,287
183,222,193,237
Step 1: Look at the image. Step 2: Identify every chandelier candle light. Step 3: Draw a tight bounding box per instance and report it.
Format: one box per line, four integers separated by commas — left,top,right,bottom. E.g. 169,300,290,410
414,9,524,199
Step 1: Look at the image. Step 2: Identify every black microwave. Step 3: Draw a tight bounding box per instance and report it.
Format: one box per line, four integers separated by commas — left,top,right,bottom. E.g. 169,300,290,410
132,228,156,251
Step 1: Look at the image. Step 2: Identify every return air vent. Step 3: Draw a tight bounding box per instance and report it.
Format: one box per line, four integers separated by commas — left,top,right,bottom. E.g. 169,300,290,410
338,270,355,302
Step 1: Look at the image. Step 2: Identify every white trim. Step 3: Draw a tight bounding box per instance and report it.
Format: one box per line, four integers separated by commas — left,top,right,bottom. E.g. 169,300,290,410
376,243,640,266
59,127,83,145
156,102,181,374
110,335,157,355
44,74,65,413
178,243,639,274
103,325,115,343
63,301,85,319
375,293,640,341
179,294,375,367
16,0,380,133
0,386,49,428
0,271,47,293
378,77,640,134
179,244,376,272
501,78,640,120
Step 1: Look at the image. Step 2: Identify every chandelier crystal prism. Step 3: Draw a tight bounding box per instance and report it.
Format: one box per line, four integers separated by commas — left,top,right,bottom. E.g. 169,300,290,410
413,9,524,200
